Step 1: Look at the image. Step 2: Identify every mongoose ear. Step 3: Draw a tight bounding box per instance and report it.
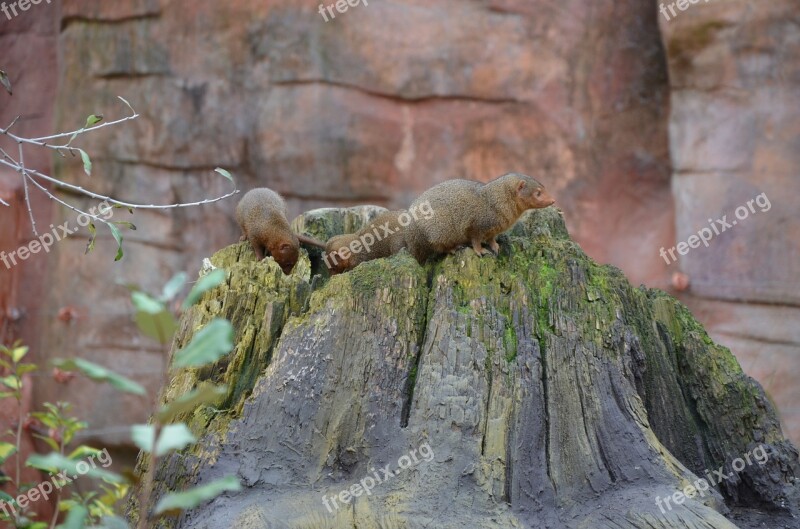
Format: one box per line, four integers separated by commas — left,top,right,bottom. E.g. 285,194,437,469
517,180,526,193
280,243,292,252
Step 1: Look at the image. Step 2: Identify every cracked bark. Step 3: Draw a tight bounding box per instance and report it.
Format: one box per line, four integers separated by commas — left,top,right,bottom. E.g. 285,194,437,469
128,207,800,529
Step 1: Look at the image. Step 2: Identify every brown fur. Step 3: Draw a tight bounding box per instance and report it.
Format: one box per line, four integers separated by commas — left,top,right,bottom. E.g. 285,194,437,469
408,173,555,260
323,211,410,275
235,188,300,274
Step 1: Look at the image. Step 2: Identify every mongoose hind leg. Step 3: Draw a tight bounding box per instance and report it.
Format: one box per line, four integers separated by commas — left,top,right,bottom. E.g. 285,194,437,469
488,238,500,255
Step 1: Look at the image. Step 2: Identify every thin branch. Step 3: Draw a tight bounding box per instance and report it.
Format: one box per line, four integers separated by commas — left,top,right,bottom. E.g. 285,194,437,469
0,158,238,210
24,171,112,228
0,115,20,134
0,98,238,236
0,147,15,206
31,110,138,143
18,143,38,236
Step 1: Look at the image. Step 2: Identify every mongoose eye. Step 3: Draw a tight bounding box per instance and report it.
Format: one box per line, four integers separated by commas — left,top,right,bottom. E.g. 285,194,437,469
536,190,542,197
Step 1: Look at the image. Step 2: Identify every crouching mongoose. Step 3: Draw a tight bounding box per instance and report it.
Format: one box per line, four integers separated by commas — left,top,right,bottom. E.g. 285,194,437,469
407,173,555,260
235,188,323,274
319,201,435,274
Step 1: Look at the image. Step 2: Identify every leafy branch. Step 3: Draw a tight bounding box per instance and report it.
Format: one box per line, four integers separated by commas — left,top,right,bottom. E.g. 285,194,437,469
0,90,238,259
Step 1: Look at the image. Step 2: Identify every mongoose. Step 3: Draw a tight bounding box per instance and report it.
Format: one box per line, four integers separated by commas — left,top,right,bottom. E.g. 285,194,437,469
407,173,555,260
236,188,324,274
322,211,410,275
321,201,436,274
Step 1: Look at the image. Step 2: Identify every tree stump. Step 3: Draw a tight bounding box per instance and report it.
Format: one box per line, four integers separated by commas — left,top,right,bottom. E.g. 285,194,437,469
130,207,800,529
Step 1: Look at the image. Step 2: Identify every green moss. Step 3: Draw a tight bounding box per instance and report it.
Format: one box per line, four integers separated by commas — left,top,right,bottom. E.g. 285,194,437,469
504,326,518,362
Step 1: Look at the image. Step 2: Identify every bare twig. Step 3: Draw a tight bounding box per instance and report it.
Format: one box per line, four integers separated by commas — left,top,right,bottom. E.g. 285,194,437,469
23,171,109,228
0,158,238,210
0,115,20,134
18,143,38,236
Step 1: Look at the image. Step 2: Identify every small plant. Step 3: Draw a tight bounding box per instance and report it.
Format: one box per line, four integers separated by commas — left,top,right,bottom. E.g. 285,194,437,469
0,268,239,528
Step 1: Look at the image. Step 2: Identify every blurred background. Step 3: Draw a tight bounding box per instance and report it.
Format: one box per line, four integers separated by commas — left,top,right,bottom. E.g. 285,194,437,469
0,0,798,476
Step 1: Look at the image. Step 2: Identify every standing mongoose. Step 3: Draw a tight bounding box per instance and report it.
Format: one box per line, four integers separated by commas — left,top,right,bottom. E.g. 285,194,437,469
407,173,555,260
236,188,324,275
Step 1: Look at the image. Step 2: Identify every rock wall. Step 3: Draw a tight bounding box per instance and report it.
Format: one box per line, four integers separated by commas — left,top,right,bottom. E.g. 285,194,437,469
0,2,59,515
33,0,676,448
658,0,800,441
0,0,795,454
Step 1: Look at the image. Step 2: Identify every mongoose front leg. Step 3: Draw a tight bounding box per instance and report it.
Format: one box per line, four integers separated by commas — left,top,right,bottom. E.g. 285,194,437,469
471,239,490,256
250,239,265,261
488,237,500,255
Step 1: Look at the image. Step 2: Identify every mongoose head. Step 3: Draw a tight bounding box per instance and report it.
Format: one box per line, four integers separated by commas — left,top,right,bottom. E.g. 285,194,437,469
268,236,300,275
323,234,359,275
510,173,555,210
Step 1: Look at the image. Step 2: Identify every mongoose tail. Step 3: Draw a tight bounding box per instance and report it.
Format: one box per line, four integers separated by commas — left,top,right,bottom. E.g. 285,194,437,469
297,234,327,249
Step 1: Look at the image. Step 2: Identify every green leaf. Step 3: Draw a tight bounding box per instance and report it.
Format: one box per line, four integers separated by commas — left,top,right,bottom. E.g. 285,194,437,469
33,434,61,452
153,476,241,515
1,376,19,390
131,292,176,343
172,319,234,369
114,221,137,231
161,273,188,303
0,491,13,503
158,383,228,424
12,345,28,362
134,310,177,344
182,269,226,310
78,149,92,176
84,114,104,128
0,442,16,464
214,167,233,182
85,223,97,255
0,69,12,95
56,504,88,529
16,363,37,376
53,359,146,396
107,223,123,261
131,292,165,315
27,453,124,483
131,424,196,457
92,515,130,529
66,445,103,461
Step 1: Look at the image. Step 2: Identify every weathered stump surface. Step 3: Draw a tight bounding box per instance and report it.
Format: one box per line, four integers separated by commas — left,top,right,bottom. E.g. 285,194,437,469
132,207,800,529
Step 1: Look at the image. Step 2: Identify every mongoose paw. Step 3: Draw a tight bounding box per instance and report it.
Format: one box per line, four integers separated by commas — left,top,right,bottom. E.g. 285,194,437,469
488,240,501,255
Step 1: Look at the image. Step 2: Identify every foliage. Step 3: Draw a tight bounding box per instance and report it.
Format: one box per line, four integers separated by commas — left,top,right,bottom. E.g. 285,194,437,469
0,269,236,529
